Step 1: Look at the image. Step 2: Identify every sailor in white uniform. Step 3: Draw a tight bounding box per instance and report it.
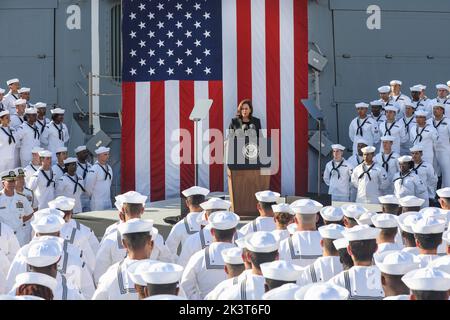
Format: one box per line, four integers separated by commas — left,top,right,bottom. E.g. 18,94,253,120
411,216,446,267
323,144,353,202
390,80,411,106
11,272,57,300
0,88,6,112
436,187,450,217
27,150,56,210
400,102,416,155
295,282,349,300
0,221,20,263
34,102,50,143
52,147,67,181
180,211,240,299
410,110,438,165
328,225,385,300
14,107,40,167
351,146,389,204
397,211,421,255
40,108,69,163
371,214,403,254
55,158,85,214
374,136,399,195
402,267,450,300
430,84,450,116
369,100,386,126
379,106,407,155
261,260,302,293
349,102,380,155
347,138,368,202
319,206,344,226
393,156,427,203
239,190,279,237
2,79,20,115
428,102,450,188
378,85,402,119
177,197,231,267
271,203,294,242
374,251,419,300
341,203,368,229
0,110,17,172
278,199,323,267
419,207,448,256
24,147,43,186
410,145,437,204
410,85,431,116
92,218,158,300
10,99,26,130
14,167,38,211
165,186,209,260
75,145,92,212
0,170,34,246
84,146,113,211
297,224,344,286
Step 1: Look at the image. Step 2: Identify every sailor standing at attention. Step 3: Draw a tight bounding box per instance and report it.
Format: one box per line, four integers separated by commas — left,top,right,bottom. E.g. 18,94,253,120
410,110,438,165
40,108,69,163
27,150,56,210
323,144,353,202
55,158,85,214
374,136,399,195
349,102,380,155
52,147,68,181
379,105,407,155
34,102,50,142
24,147,43,186
75,145,92,212
14,107,41,167
84,147,113,211
410,145,437,205
3,78,20,115
0,110,17,172
400,102,416,155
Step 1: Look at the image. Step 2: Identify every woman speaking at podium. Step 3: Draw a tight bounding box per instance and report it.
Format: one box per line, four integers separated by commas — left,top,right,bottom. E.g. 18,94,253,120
228,99,261,138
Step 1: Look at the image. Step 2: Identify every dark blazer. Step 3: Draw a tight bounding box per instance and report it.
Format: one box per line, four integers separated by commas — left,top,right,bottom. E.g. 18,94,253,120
228,116,261,137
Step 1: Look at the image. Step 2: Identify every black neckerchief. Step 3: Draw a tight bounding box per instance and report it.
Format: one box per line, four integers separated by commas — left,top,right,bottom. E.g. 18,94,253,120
403,117,414,133
356,117,369,136
37,119,46,134
66,174,86,194
15,115,24,124
358,163,375,181
384,120,396,136
98,163,112,180
413,162,423,175
26,122,40,139
330,160,344,180
30,163,38,172
356,155,362,165
53,122,64,141
433,117,445,129
40,168,55,188
77,161,89,179
56,164,65,175
413,125,427,143
1,127,15,144
381,152,394,173
393,170,413,186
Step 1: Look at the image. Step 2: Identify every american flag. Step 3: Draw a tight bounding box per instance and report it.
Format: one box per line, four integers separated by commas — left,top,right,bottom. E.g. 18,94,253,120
121,0,309,201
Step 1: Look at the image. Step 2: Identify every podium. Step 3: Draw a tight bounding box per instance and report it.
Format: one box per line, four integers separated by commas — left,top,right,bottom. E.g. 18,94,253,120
225,134,272,218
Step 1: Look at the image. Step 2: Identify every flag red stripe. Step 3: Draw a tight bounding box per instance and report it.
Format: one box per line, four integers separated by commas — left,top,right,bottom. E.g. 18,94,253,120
179,81,195,192
265,0,282,193
150,82,166,201
121,82,136,192
294,0,309,195
208,81,224,192
236,0,252,102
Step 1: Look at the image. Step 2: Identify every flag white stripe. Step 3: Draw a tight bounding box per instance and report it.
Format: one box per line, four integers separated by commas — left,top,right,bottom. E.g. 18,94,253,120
194,81,210,190
135,82,151,197
279,0,295,195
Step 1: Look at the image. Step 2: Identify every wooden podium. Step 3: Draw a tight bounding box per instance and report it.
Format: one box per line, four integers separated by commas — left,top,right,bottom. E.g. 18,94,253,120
225,135,273,218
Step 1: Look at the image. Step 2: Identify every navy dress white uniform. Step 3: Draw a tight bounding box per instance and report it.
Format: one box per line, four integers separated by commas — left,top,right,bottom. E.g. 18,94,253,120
379,106,407,154
402,267,450,300
55,158,85,214
3,79,20,114
390,80,412,105
0,110,17,172
351,146,389,204
84,147,113,211
411,216,447,267
297,224,344,286
400,103,417,155
75,145,92,212
92,219,159,300
430,84,450,115
180,211,240,300
374,137,399,195
14,108,41,167
40,108,69,162
410,110,438,165
410,85,432,116
349,103,380,155
323,144,353,202
165,186,209,258
52,147,67,181
34,102,50,142
328,226,385,300
27,150,56,210
0,222,21,262
393,156,427,202
10,99,26,129
24,147,43,186
411,145,438,201
0,88,6,112
369,100,386,125
371,214,403,254
278,199,323,267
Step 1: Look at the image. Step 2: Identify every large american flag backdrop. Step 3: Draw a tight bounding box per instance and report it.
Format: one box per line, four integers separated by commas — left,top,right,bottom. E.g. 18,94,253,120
121,0,309,201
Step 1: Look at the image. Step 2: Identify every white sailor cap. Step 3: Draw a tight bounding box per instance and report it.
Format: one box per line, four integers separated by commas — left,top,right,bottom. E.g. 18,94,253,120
419,207,448,222
437,187,450,198
402,267,450,291
411,216,446,234
433,102,446,109
397,211,421,233
262,283,301,300
74,145,87,153
30,147,44,155
118,190,147,205
94,146,110,155
18,87,30,93
221,247,244,265
331,144,345,151
244,231,279,253
361,146,376,154
341,203,368,219
34,102,47,109
378,86,391,94
298,283,349,300
127,259,158,286
318,223,345,239
23,238,62,267
260,260,303,282
384,105,398,112
139,262,184,285
290,198,323,214
24,107,37,115
196,211,209,226
398,196,425,208
255,190,280,203
380,136,395,142
14,98,27,106
14,272,57,293
320,206,344,222
6,78,19,85
208,211,240,230
272,203,294,215
343,225,380,241
427,255,450,274
50,108,65,114
375,250,419,275
415,110,428,117
418,84,427,90
390,80,402,86
55,146,67,154
436,84,449,91
404,101,415,108
31,214,65,234
410,85,423,92
398,155,412,163
63,157,77,165
0,110,9,117
371,213,398,228
370,100,384,106
356,211,377,226
200,197,231,211
287,223,297,235
0,88,5,94
333,238,349,250
38,150,52,158
355,137,369,145
355,102,369,109
32,208,65,221
378,195,399,205
48,196,76,211
409,145,424,152
234,236,247,249
117,218,158,237
114,199,123,212
181,186,209,197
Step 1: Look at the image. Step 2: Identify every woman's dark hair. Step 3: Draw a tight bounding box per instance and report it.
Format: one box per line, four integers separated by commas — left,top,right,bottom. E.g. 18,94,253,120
16,284,54,300
337,248,354,270
401,230,417,247
248,250,278,270
147,282,178,296
236,99,253,119
213,228,236,242
274,212,293,228
348,239,378,263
